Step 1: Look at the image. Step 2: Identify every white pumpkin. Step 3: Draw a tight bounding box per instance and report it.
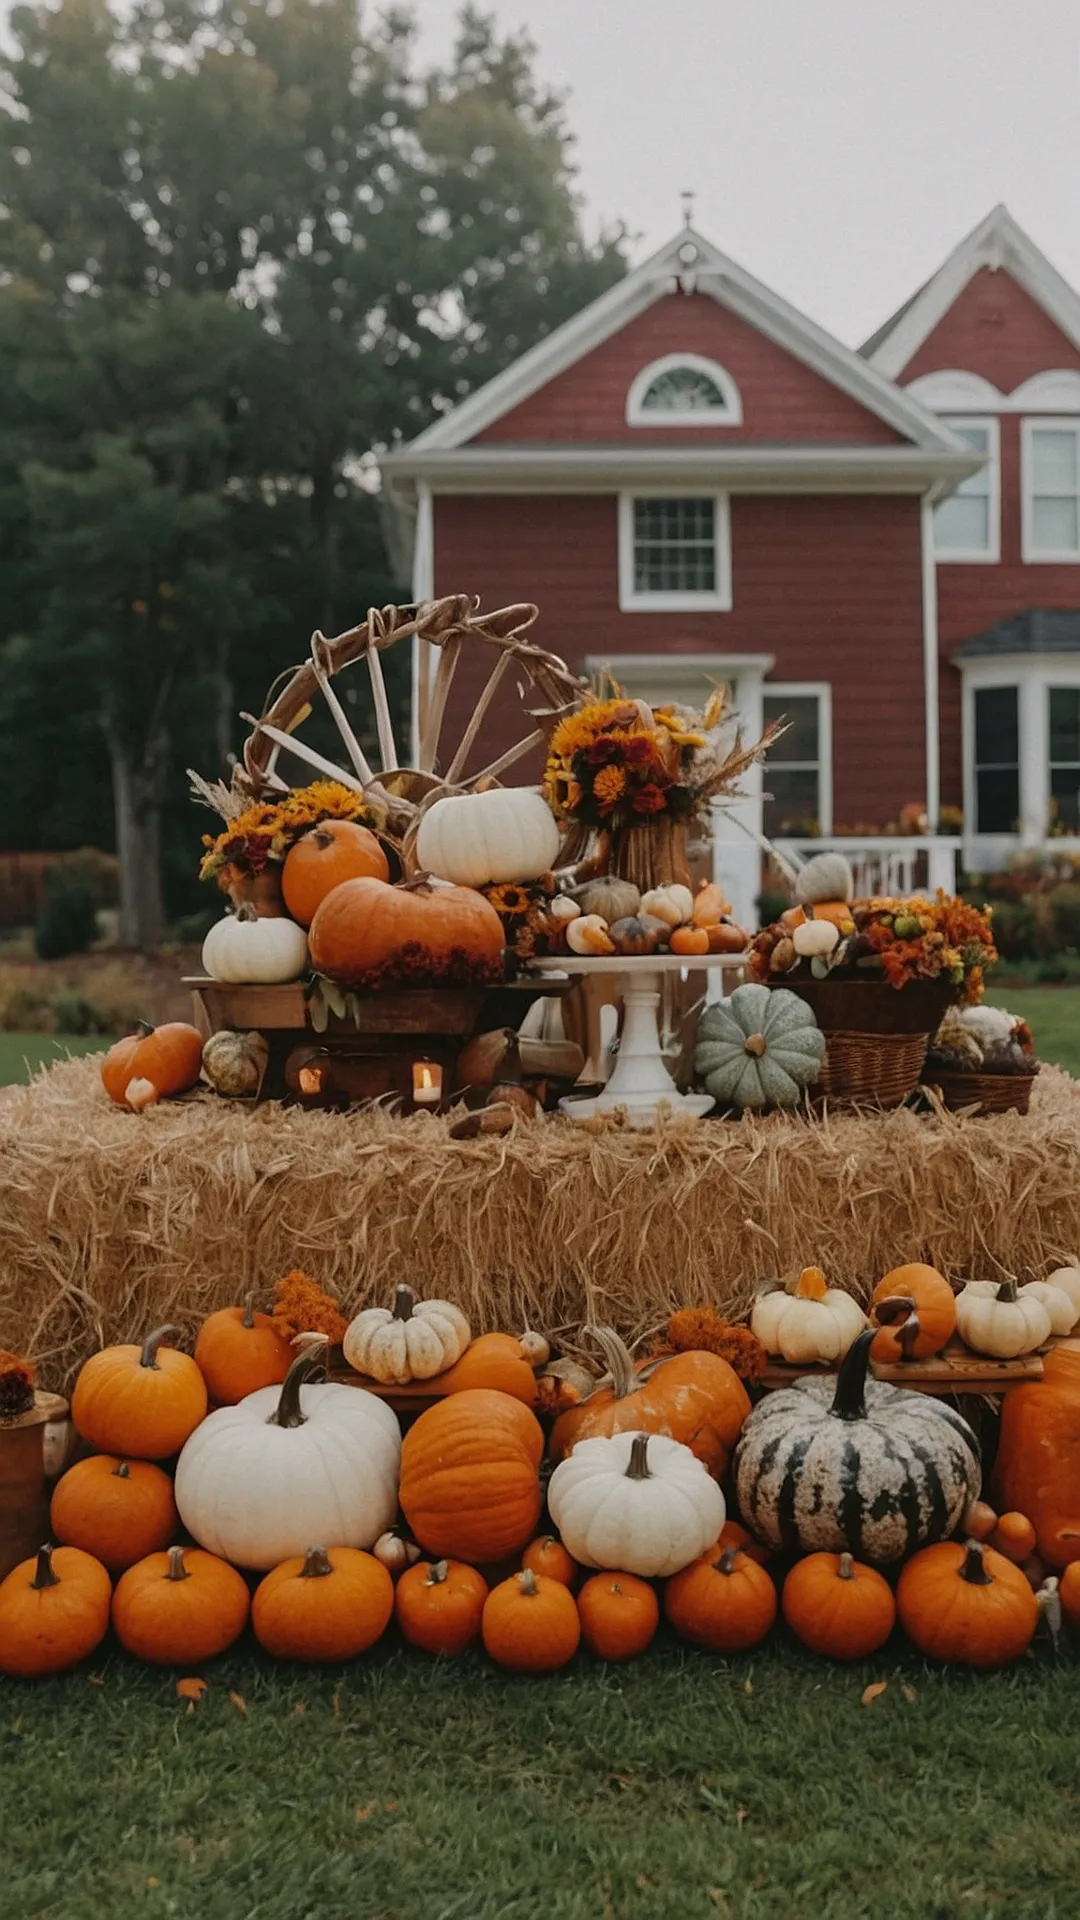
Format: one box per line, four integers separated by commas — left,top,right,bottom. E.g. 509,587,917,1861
640,885,694,928
751,1267,868,1365
343,1284,471,1385
793,852,854,907
1045,1264,1080,1319
202,905,308,984
792,917,840,959
548,1430,725,1577
1019,1279,1079,1336
415,788,560,888
201,1029,269,1098
174,1346,401,1570
955,1278,1053,1358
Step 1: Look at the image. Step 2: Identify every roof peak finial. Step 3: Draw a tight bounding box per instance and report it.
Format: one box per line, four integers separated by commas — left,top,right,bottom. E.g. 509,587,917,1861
681,189,695,230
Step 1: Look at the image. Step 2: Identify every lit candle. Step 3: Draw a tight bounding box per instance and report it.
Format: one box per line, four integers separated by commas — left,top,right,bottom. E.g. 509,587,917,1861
298,1063,325,1096
412,1060,443,1108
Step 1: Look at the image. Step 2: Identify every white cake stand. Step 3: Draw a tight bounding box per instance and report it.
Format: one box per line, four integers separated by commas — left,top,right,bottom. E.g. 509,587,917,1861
524,952,748,1127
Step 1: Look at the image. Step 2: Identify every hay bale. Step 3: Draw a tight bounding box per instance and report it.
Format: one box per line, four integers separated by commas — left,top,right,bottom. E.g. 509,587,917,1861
3,1055,1080,1390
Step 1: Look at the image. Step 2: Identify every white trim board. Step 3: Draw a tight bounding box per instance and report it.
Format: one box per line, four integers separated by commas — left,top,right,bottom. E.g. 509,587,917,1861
405,226,968,457
625,352,742,427
866,205,1080,380
382,444,983,495
906,368,1080,414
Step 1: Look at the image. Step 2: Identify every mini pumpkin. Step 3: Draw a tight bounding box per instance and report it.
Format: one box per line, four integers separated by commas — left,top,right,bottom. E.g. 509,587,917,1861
717,1518,771,1567
252,1545,393,1661
549,1326,749,1481
201,905,308,984
870,1265,956,1362
112,1545,250,1664
691,881,728,928
576,876,640,923
101,1021,204,1112
641,885,694,928
395,1557,488,1657
708,920,750,954
71,1325,208,1460
372,1528,422,1577
399,1389,544,1564
566,914,616,956
1016,1279,1078,1336
963,1498,999,1542
521,1534,579,1589
282,819,390,927
577,1572,659,1661
424,1332,538,1406
664,1545,777,1652
792,852,854,907
781,1550,895,1659
669,924,711,957
548,1430,725,1579
695,984,825,1111
791,916,840,959
201,1029,270,1099
1044,1264,1080,1320
194,1296,293,1404
955,1277,1052,1358
416,788,560,889
0,1544,112,1678
50,1455,178,1574
989,1512,1038,1563
343,1285,471,1386
1060,1561,1080,1631
896,1538,1038,1669
481,1567,581,1673
608,913,667,956
750,1267,867,1366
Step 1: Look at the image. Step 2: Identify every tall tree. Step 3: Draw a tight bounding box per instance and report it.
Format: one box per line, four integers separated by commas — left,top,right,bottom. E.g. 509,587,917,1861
0,1,626,944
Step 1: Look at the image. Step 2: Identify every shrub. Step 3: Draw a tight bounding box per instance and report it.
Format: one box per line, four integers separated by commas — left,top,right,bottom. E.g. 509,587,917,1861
34,871,99,960
1048,882,1080,954
986,898,1040,962
757,887,792,927
0,968,56,1033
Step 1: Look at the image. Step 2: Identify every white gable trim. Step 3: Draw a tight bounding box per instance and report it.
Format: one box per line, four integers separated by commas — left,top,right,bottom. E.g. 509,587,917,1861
626,352,743,426
866,205,1080,380
905,367,1080,414
406,227,965,457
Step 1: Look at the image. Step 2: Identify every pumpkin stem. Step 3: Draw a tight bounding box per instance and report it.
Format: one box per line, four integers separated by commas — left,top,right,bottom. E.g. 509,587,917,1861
233,903,258,925
299,1546,333,1579
873,1294,921,1360
30,1544,60,1590
270,1339,328,1429
625,1432,651,1481
743,1033,767,1058
165,1547,191,1583
829,1329,876,1422
794,1266,828,1302
114,1461,131,1480
134,1019,156,1039
140,1325,182,1370
585,1325,637,1399
426,1560,450,1586
838,1553,854,1581
241,1294,256,1330
519,1568,540,1597
715,1548,739,1576
959,1541,994,1587
392,1285,417,1323
996,1277,1019,1303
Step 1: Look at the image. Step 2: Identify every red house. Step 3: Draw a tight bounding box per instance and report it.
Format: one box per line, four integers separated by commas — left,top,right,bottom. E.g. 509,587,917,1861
383,207,1080,919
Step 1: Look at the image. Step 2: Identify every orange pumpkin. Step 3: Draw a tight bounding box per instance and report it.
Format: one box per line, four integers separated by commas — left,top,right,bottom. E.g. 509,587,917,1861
1060,1561,1080,1630
521,1534,579,1589
870,1265,957,1362
691,882,727,929
395,1557,488,1657
252,1546,393,1662
665,1545,777,1653
308,876,505,991
50,1455,178,1574
282,821,390,928
482,1568,580,1673
72,1326,208,1460
779,902,855,934
101,1021,204,1112
112,1545,250,1664
194,1297,293,1405
669,924,710,957
707,921,749,954
0,1544,112,1678
549,1327,749,1481
426,1333,538,1407
989,1512,1037,1564
399,1389,544,1564
896,1539,1038,1669
781,1551,896,1660
717,1519,771,1567
992,1344,1080,1568
962,1498,998,1543
577,1572,659,1662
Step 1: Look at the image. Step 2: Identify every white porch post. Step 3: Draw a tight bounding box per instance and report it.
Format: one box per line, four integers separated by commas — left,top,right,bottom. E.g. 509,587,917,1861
1017,672,1046,849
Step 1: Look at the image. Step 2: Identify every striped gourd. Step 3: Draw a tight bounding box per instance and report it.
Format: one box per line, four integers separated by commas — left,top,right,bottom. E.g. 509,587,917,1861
734,1330,980,1566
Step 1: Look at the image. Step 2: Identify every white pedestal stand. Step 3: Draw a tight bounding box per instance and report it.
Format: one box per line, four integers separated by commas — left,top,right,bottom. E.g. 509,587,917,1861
524,954,748,1128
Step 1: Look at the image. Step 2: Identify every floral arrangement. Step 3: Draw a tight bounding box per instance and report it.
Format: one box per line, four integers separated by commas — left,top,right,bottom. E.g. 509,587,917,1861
480,881,572,961
543,693,777,831
270,1269,348,1345
0,1348,36,1420
661,1309,768,1385
195,779,383,889
750,894,997,1005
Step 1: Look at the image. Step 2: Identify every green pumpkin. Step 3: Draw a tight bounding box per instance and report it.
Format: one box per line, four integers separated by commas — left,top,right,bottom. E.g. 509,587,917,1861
694,984,825,1111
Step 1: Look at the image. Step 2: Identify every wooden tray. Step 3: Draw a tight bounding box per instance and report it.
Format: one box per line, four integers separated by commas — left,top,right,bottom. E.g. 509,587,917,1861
761,1337,1046,1397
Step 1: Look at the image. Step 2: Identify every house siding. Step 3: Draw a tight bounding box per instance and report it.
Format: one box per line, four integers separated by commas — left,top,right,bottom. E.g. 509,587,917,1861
432,493,926,829
474,294,904,447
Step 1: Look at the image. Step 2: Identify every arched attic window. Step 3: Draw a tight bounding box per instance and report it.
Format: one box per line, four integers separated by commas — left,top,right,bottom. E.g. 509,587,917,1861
626,353,743,427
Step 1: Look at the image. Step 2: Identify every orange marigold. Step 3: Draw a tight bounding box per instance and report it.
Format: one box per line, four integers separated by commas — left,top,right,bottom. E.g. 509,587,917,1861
271,1270,348,1345
0,1348,36,1420
592,764,627,812
665,1308,768,1384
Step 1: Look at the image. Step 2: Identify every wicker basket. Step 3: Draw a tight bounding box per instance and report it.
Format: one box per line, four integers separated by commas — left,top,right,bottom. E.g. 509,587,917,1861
771,976,954,1108
815,1029,933,1108
927,1067,1038,1116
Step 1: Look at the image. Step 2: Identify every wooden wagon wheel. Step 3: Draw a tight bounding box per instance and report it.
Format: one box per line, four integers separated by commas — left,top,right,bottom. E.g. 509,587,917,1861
236,595,587,851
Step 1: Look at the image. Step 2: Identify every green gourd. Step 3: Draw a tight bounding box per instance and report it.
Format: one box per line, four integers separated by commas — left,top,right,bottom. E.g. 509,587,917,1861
694,984,825,1111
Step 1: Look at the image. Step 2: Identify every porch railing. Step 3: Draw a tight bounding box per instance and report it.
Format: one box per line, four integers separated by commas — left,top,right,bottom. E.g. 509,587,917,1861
772,836,961,903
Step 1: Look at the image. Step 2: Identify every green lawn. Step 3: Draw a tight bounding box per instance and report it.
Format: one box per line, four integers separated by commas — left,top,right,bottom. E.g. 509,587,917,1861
984,986,1080,1077
3,1632,1077,1920
0,1033,116,1085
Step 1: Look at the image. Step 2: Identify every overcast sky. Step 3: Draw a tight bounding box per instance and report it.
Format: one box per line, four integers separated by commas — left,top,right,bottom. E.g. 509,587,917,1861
416,0,1080,347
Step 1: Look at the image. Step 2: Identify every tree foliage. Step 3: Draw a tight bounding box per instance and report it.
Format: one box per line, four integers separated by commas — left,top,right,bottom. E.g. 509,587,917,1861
0,1,626,941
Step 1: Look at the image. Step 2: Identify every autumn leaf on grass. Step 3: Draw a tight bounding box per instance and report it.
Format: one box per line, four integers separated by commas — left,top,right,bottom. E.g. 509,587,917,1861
901,1684,918,1704
176,1677,208,1712
228,1692,248,1716
861,1680,889,1707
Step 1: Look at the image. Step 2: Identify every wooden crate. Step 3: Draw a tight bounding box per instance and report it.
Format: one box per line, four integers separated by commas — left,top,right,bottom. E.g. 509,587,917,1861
761,1338,1046,1397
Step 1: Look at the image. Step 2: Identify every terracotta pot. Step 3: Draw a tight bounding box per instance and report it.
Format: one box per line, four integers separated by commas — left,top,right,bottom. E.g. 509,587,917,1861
0,1391,69,1582
227,868,286,918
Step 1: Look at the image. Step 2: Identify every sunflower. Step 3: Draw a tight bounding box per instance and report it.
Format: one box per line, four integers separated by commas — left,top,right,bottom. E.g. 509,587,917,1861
484,883,534,917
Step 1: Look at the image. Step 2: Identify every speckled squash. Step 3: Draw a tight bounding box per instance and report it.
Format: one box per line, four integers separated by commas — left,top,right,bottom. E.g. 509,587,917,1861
694,984,825,1111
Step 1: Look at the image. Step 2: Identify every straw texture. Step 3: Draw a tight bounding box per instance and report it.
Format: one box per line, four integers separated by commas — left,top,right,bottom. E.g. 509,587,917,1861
3,1055,1079,1389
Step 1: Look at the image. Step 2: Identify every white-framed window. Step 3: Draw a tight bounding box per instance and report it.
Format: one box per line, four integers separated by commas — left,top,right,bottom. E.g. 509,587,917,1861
1049,685,1080,832
933,417,999,561
1022,419,1080,561
972,685,1020,834
625,353,742,427
617,492,732,612
761,684,832,836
